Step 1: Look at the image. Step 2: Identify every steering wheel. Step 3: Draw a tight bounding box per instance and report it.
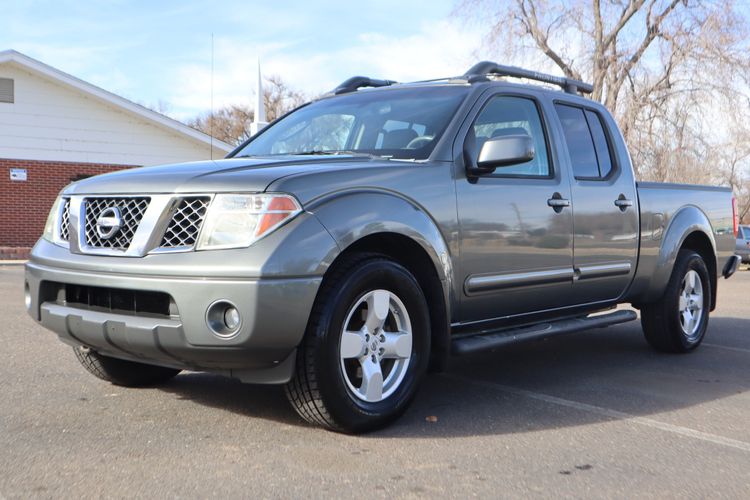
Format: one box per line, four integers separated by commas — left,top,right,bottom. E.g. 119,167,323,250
405,136,434,149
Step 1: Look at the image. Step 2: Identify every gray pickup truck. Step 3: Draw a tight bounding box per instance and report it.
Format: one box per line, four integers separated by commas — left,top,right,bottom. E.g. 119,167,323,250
25,62,741,433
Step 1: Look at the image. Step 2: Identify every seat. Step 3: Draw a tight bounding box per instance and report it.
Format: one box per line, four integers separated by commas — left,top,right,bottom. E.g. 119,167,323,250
382,129,419,149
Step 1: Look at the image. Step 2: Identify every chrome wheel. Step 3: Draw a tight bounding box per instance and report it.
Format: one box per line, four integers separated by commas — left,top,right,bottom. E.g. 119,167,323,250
678,269,704,341
339,289,412,403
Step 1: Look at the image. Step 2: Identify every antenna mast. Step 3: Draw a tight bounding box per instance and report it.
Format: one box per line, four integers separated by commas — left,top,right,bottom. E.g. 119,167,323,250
209,33,214,159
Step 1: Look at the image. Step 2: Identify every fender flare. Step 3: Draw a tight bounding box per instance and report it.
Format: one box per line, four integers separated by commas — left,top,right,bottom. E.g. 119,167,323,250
645,205,717,304
309,189,454,285
309,189,454,370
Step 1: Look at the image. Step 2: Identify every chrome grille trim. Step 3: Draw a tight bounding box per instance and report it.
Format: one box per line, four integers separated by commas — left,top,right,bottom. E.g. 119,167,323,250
61,194,215,257
83,197,150,249
59,199,71,241
159,197,210,249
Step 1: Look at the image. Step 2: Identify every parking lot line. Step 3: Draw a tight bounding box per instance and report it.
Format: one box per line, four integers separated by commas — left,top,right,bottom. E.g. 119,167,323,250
446,374,750,453
703,343,750,355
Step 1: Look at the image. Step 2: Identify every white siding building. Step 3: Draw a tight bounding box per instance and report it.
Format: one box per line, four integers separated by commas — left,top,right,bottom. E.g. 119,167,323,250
0,49,233,255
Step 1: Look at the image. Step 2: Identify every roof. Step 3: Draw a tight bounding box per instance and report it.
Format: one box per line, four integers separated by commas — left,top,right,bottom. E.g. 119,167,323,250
0,49,233,153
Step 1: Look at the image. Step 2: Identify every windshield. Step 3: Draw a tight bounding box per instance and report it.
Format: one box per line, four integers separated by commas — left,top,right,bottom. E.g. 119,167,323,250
233,86,469,160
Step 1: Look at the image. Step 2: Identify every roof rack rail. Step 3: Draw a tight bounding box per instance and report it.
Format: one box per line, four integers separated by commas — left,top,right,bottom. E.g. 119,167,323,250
463,61,593,95
327,76,398,96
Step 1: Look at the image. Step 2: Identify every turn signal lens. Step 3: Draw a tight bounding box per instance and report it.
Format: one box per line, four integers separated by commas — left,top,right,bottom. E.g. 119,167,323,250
256,196,300,236
732,197,739,238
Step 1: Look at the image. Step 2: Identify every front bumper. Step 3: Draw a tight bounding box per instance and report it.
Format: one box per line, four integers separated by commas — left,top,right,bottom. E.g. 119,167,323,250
25,261,321,382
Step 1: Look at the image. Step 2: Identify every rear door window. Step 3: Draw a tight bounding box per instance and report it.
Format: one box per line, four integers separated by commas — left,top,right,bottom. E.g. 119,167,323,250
555,104,614,179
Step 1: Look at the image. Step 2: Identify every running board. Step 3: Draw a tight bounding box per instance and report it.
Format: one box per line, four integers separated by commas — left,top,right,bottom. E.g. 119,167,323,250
451,310,638,356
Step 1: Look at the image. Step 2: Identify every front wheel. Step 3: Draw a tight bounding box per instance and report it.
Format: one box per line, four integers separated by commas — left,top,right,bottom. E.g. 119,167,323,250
285,253,430,433
74,347,181,387
641,250,711,353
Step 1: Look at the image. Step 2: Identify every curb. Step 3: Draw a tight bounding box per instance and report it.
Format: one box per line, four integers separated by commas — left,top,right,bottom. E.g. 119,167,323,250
0,260,28,266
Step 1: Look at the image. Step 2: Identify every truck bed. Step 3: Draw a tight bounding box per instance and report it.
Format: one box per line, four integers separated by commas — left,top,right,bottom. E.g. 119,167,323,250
626,182,735,305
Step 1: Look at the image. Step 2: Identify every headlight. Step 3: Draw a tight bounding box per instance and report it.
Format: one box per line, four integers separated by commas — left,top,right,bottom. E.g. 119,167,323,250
196,194,302,250
42,196,63,242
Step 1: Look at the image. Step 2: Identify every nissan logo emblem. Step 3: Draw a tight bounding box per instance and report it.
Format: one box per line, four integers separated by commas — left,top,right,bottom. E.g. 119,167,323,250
96,206,123,240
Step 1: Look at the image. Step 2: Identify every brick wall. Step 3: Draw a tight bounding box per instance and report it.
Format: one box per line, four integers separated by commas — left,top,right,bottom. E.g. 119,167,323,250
1,158,135,250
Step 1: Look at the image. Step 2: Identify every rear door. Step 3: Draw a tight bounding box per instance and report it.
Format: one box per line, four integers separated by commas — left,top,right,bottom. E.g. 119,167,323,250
553,103,638,303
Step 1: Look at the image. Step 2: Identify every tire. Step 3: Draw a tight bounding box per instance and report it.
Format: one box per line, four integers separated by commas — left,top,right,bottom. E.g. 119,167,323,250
285,253,431,433
73,346,181,387
641,250,711,353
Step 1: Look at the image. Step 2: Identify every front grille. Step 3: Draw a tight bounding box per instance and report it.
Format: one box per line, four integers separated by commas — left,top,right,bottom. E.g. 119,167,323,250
53,282,175,319
59,199,70,241
84,197,150,249
160,197,210,248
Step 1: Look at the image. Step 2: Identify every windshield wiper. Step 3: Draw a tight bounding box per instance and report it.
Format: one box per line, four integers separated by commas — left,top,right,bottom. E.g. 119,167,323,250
293,150,378,158
234,150,379,159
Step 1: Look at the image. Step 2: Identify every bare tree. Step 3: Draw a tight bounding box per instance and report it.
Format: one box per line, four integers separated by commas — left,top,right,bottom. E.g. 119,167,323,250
459,0,750,189
263,74,306,122
188,104,254,146
188,75,307,145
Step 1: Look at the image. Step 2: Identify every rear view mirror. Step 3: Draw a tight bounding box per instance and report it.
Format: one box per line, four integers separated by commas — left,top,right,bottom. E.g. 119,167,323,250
477,135,535,172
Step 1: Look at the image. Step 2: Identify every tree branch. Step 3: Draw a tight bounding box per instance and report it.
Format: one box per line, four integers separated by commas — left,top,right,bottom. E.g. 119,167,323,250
607,0,683,107
515,0,581,80
602,0,647,52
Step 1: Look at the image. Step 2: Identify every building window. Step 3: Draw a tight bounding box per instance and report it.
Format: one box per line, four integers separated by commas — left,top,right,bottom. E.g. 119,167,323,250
0,78,14,103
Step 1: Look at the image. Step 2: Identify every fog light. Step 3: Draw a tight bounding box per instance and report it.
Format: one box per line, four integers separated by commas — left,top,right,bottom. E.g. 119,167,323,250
24,282,31,311
224,307,240,330
206,300,242,339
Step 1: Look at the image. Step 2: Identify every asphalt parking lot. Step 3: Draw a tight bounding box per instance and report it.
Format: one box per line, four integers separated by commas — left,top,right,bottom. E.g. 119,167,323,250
1,265,749,498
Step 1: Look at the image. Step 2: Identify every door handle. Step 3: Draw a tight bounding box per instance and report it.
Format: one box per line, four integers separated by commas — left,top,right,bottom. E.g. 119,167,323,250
547,198,570,207
614,195,633,211
547,194,570,213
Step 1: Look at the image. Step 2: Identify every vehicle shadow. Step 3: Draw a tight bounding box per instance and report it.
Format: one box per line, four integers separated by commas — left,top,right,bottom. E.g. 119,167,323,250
157,316,750,438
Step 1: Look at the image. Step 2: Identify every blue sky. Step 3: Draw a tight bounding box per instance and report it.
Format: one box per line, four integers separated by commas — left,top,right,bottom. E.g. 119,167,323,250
1,0,482,120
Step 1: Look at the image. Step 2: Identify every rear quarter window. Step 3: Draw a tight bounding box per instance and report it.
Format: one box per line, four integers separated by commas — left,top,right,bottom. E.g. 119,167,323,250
584,110,613,178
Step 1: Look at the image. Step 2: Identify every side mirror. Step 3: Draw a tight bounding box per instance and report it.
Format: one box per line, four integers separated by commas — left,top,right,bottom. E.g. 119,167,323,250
468,135,535,176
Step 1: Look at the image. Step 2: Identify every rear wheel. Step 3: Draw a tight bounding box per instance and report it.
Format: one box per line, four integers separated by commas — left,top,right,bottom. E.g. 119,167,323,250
285,253,430,433
73,346,181,387
641,250,711,353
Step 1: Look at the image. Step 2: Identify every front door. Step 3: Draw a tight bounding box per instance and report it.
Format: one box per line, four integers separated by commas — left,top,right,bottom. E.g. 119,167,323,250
456,94,575,324
553,103,639,303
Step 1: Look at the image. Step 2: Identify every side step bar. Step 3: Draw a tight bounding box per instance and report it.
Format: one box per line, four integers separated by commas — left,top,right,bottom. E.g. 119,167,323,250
451,310,638,356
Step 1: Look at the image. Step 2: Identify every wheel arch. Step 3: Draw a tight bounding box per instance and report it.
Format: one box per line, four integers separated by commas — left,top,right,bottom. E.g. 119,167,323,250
310,191,454,372
646,206,718,310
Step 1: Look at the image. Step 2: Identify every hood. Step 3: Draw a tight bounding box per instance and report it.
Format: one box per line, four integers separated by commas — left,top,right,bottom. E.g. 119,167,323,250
63,155,378,196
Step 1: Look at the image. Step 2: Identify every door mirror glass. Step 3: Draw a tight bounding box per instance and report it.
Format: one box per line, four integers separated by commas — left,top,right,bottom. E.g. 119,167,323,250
476,135,535,172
